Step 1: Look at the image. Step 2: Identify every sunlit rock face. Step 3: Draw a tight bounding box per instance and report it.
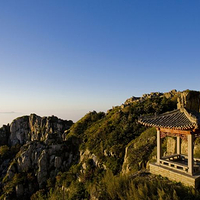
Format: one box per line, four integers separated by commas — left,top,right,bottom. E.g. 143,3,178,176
177,90,200,112
0,114,75,196
8,114,73,146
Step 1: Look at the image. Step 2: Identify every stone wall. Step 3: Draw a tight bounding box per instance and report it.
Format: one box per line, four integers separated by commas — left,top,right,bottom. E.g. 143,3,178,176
150,163,200,188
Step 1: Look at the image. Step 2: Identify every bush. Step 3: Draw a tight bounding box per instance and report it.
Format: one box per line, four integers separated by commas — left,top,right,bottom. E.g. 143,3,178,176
0,145,9,157
89,171,200,200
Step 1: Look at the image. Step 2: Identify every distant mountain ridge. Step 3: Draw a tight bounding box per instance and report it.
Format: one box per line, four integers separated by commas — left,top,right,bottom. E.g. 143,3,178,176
124,89,178,105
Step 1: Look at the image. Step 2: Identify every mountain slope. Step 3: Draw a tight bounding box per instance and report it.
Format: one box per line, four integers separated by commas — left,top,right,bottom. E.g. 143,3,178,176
2,90,200,199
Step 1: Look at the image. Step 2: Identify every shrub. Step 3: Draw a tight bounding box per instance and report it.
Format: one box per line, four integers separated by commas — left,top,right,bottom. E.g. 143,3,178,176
0,145,9,158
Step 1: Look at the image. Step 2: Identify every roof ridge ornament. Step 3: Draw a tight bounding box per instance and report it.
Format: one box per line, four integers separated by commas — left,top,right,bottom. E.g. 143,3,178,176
182,107,198,129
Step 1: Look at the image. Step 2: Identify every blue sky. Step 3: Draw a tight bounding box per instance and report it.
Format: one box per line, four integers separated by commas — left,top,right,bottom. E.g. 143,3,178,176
0,0,200,125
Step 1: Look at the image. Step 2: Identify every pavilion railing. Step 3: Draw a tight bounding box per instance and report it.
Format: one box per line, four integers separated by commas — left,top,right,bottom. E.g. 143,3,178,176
162,154,182,161
159,154,200,174
181,155,200,174
159,159,188,173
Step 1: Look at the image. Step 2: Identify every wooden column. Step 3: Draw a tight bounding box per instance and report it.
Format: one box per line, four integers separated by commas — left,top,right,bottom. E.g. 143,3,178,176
177,136,181,155
188,134,194,175
157,129,161,165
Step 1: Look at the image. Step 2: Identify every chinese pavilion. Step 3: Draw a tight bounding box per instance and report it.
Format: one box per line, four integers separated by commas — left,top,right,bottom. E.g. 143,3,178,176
138,90,200,188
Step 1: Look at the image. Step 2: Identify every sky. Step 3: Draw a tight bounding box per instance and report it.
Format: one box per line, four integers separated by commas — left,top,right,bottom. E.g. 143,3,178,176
0,0,200,126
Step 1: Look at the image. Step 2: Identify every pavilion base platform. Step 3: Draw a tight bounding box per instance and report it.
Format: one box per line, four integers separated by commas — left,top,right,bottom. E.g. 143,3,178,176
150,163,200,188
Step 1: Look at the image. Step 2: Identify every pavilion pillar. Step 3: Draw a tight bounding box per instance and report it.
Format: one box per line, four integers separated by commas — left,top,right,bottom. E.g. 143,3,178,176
157,129,161,165
188,134,194,175
177,136,181,155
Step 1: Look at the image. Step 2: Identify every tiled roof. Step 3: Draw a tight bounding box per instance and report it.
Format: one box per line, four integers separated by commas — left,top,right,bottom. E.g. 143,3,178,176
138,108,200,130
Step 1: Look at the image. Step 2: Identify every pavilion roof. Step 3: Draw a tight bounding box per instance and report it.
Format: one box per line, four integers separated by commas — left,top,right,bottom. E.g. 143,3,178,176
138,108,200,130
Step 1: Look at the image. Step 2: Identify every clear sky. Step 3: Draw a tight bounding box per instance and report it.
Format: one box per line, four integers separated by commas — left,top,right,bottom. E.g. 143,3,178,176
0,0,200,126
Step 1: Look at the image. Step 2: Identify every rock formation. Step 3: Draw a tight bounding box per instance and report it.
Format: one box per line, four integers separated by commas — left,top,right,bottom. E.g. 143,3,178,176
0,114,74,199
8,114,73,146
124,89,179,106
177,90,200,112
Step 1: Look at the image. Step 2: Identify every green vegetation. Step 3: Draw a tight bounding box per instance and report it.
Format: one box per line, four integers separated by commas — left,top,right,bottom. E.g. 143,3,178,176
43,171,200,200
123,128,157,173
66,96,177,174
0,173,26,200
96,171,200,200
6,92,200,200
35,95,178,199
0,144,21,160
0,145,9,158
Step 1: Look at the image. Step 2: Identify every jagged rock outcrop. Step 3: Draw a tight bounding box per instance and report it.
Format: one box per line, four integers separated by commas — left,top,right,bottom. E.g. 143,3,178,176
9,116,29,146
122,128,157,174
37,149,48,188
0,125,10,146
80,149,101,168
164,89,178,99
177,90,200,112
0,114,74,199
8,114,73,146
123,89,179,106
3,136,80,196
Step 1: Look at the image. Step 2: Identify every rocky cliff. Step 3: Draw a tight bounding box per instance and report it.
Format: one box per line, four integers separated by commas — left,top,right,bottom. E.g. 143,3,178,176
122,128,157,174
0,114,74,199
8,114,73,146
